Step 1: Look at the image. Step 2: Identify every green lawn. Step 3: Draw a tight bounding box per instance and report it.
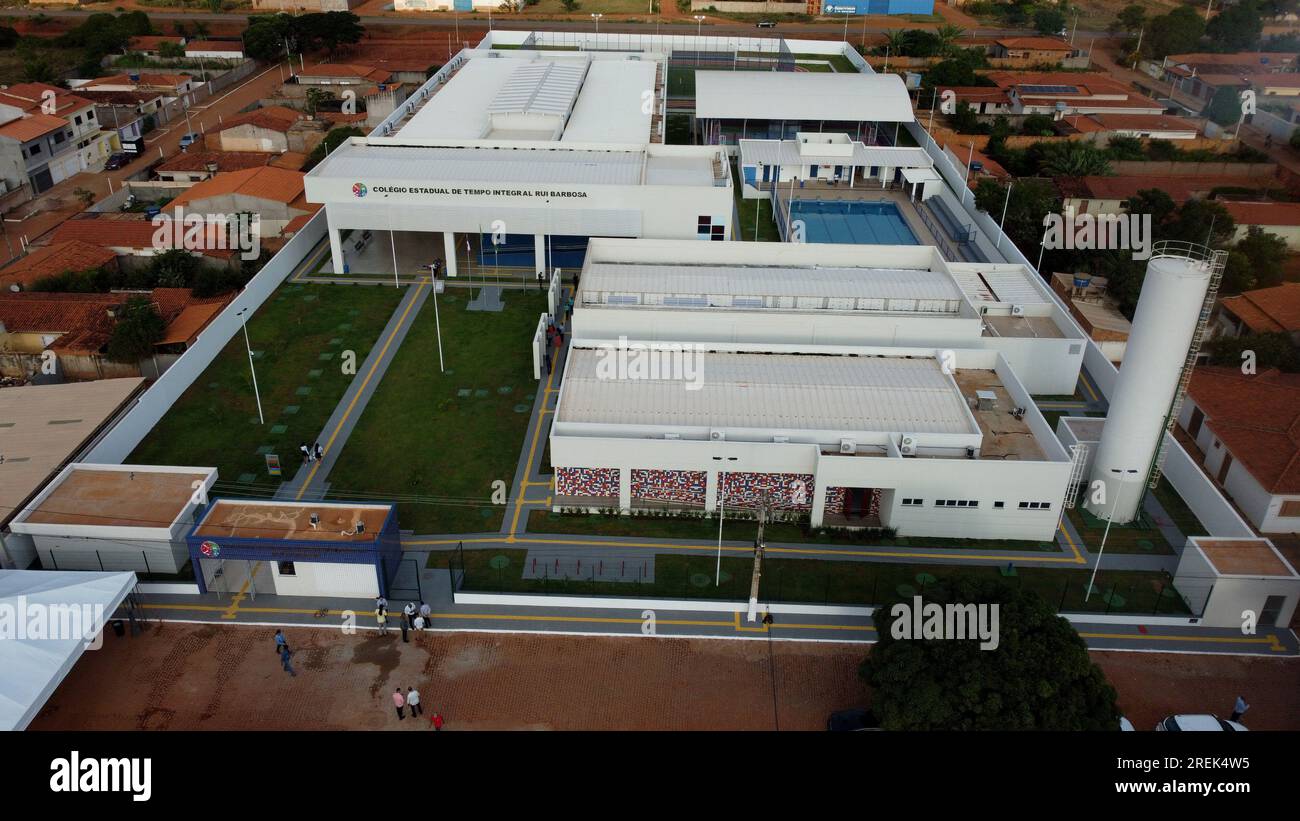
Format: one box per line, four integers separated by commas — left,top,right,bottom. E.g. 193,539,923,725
327,288,548,535
666,113,691,145
731,159,781,241
1066,502,1176,555
129,283,404,486
449,547,1187,615
667,66,696,98
528,510,1059,552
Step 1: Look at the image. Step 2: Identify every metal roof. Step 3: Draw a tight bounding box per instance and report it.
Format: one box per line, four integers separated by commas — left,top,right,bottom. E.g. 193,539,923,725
487,59,588,117
311,143,645,186
557,350,976,435
695,71,915,123
581,261,964,309
738,140,933,170
948,266,1050,305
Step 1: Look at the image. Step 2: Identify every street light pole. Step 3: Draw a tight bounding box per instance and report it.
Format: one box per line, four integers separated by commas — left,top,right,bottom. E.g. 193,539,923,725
713,455,736,586
591,12,602,36
237,307,264,425
996,181,1013,250
1085,469,1137,602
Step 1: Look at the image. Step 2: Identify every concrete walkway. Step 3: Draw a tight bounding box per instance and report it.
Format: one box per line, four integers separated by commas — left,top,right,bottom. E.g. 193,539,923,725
278,278,431,502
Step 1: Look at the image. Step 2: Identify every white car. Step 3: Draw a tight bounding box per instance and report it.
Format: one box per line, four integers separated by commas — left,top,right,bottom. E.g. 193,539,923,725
1155,714,1248,731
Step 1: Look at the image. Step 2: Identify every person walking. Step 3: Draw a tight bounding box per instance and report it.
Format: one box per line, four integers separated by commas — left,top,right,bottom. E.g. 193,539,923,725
313,442,323,462
400,616,409,643
418,600,431,627
376,595,388,611
299,442,310,464
280,645,296,677
376,604,389,636
407,687,422,718
274,629,290,656
403,601,417,629
430,711,443,731
412,614,425,631
1230,696,1250,723
392,688,406,720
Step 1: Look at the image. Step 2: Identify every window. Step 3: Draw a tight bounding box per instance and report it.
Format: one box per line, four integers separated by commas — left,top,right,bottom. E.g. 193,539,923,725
1018,501,1051,510
86,110,95,121
993,501,1005,509
901,498,923,507
74,115,82,125
935,499,978,508
53,131,65,144
29,142,41,155
277,561,297,576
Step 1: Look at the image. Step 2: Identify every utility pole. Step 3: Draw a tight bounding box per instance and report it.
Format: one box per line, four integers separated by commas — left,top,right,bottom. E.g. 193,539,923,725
747,490,772,623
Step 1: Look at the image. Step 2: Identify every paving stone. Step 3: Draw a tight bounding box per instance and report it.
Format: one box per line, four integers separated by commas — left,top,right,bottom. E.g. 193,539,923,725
307,369,324,379
271,423,289,433
473,389,489,398
318,353,335,361
295,386,312,396
256,445,274,455
237,473,257,483
457,388,472,398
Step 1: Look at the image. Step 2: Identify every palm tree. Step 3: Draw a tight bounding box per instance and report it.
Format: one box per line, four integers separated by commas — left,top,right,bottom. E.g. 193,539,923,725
883,29,908,56
1039,142,1113,178
936,24,966,55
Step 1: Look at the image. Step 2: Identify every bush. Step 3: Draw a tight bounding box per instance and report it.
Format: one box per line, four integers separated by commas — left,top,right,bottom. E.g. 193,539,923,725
107,296,165,362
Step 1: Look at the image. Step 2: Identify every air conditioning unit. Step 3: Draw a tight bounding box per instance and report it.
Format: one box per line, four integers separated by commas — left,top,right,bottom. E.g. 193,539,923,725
1011,304,1026,317
709,429,725,442
839,438,856,454
900,435,918,456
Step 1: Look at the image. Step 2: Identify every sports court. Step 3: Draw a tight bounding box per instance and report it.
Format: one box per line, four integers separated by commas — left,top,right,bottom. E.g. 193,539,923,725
788,200,920,245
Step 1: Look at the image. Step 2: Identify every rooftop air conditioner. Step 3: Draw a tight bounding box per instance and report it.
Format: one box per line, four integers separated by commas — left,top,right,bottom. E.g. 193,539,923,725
900,435,918,456
839,438,856,454
1011,304,1026,317
709,429,725,442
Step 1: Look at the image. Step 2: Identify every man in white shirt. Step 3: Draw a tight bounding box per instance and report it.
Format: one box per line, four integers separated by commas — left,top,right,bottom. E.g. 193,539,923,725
407,686,422,717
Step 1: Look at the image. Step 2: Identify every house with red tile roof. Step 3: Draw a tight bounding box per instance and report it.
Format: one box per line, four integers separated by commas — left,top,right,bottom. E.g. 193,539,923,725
1179,366,1300,533
1220,201,1300,249
154,150,274,183
1061,113,1200,141
1058,175,1267,215
50,215,240,266
0,288,232,379
987,72,1165,116
1214,282,1300,344
210,105,326,154
0,241,118,292
990,37,1079,62
0,83,117,194
938,86,1013,115
124,36,186,56
167,166,319,235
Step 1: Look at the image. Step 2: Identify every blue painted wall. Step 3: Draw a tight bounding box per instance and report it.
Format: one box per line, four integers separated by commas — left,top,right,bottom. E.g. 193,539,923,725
822,0,934,14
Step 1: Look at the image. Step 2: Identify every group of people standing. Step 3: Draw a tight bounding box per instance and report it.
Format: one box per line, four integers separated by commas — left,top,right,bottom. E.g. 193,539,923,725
391,686,443,729
374,596,432,641
299,441,323,465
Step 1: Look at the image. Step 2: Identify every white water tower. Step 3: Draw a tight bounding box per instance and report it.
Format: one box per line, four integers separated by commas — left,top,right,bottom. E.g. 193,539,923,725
1084,242,1223,524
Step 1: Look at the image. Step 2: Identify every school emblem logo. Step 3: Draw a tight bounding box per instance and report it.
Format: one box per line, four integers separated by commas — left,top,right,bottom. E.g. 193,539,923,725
352,183,367,198
200,540,221,558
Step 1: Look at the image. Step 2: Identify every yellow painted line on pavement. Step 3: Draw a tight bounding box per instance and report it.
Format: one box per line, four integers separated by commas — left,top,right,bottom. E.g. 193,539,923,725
294,278,428,500
1078,370,1101,403
509,351,558,537
1058,522,1086,564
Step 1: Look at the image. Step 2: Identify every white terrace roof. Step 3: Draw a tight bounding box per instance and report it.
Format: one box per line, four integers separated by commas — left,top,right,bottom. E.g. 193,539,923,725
695,71,915,123
948,266,1051,305
580,262,964,311
558,350,976,435
739,139,933,169
310,143,645,186
487,59,588,117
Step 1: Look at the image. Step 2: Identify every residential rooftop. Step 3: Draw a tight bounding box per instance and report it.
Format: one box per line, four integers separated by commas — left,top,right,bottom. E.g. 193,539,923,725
13,464,213,531
1219,282,1300,334
1187,366,1300,494
1191,537,1298,578
695,71,914,123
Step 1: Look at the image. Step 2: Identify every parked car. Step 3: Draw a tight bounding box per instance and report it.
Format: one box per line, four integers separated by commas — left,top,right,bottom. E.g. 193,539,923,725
103,153,129,171
756,20,777,28
827,708,880,731
1155,714,1248,731
1119,717,1135,731
178,132,201,150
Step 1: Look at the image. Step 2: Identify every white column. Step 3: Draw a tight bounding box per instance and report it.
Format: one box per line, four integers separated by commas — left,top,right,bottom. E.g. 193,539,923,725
328,226,345,276
810,481,828,529
704,470,719,513
534,233,546,278
618,467,631,514
443,231,457,278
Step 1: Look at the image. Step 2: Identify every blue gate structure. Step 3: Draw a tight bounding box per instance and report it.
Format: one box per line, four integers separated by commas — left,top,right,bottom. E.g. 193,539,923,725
186,499,401,597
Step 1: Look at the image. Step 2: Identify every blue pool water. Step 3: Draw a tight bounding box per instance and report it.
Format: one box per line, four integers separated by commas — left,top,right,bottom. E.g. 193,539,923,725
787,200,919,246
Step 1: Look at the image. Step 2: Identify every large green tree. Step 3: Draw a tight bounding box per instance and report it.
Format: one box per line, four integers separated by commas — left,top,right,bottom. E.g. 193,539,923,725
107,297,166,362
1207,0,1265,52
860,577,1122,730
1146,5,1206,59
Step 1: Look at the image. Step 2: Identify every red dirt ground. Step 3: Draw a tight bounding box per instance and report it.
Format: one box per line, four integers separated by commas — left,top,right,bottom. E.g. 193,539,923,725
28,623,1300,730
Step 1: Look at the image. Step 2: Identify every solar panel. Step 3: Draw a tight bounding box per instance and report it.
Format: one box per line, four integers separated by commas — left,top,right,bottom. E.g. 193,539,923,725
1019,84,1079,94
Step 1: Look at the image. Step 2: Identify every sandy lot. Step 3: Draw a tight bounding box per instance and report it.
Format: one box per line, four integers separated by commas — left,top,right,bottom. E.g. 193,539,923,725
29,622,1300,731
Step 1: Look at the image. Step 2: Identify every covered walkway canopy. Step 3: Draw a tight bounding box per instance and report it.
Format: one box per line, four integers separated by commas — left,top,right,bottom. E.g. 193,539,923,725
0,570,135,730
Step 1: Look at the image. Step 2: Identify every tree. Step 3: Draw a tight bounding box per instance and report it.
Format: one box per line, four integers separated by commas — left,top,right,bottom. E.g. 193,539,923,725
159,41,185,59
973,177,1057,260
1204,84,1246,128
74,188,95,208
1032,141,1113,177
1228,226,1289,291
107,296,165,362
1146,6,1206,59
1207,0,1264,53
304,86,331,116
1034,7,1066,36
1105,135,1146,160
1110,3,1145,34
860,577,1122,730
147,248,202,289
297,11,364,59
0,25,18,50
935,23,966,56
922,48,992,90
1205,331,1300,372
1020,113,1056,136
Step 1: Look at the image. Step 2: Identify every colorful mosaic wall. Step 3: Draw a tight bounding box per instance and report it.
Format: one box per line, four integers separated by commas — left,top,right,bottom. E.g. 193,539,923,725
631,469,708,505
719,472,815,510
825,487,882,518
556,467,620,499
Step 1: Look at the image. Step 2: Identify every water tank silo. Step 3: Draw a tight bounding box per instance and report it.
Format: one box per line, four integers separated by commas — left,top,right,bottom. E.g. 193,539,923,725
1083,243,1219,524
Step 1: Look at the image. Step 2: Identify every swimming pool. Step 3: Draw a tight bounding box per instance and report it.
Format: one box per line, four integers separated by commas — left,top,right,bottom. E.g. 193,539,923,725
787,200,920,246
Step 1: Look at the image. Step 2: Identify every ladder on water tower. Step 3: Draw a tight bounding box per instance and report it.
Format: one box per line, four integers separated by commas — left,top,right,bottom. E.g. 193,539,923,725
1064,443,1089,507
1147,249,1227,489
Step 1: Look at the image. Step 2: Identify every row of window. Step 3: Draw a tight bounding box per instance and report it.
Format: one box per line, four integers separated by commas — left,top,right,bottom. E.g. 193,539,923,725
899,498,1052,511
